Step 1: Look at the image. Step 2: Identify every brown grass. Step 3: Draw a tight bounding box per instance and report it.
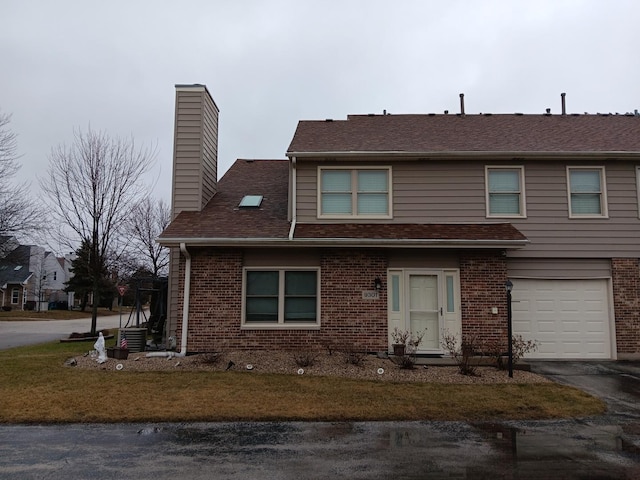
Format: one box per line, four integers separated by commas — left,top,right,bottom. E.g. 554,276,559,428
0,341,606,423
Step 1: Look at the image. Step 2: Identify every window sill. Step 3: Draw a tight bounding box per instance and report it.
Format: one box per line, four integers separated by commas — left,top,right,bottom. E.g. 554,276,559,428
241,324,321,331
568,214,609,219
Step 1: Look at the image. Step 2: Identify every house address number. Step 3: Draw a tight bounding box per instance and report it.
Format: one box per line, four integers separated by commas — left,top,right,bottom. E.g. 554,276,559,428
362,290,379,300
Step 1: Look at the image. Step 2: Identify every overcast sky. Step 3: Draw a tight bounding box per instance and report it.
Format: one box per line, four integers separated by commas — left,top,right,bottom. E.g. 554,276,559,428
2,0,639,210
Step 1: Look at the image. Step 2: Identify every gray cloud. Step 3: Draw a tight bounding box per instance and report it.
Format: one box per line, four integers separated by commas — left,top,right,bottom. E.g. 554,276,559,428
1,0,638,210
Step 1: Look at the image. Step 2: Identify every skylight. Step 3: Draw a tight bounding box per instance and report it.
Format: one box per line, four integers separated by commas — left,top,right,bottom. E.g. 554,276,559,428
14,265,22,271
239,195,263,208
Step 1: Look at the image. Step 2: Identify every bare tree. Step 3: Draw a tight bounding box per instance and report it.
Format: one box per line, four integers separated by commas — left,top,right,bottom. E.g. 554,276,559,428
40,127,155,334
124,197,170,277
0,110,41,240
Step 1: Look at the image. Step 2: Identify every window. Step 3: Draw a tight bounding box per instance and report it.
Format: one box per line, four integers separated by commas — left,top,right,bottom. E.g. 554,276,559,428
11,288,19,304
243,269,319,328
53,272,57,281
486,167,526,217
637,167,640,219
319,167,391,218
567,167,607,217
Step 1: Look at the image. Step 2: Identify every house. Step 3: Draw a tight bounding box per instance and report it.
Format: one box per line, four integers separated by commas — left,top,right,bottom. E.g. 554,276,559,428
0,236,70,310
159,85,640,360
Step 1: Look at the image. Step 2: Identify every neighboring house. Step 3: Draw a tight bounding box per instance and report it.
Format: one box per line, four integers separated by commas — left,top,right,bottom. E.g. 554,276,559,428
159,85,640,360
0,236,71,310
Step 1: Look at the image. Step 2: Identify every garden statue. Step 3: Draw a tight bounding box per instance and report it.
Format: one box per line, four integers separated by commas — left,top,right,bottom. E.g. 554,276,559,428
93,332,107,364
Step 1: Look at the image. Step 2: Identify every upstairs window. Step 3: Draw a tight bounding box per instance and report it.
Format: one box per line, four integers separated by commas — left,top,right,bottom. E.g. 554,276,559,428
485,167,526,217
567,167,607,218
319,167,391,218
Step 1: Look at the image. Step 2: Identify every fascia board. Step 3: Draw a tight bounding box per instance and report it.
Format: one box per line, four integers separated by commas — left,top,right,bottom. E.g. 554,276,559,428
287,151,640,160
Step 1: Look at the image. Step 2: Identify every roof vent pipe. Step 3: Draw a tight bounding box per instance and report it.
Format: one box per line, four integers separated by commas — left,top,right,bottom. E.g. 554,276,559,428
561,92,566,115
459,93,465,115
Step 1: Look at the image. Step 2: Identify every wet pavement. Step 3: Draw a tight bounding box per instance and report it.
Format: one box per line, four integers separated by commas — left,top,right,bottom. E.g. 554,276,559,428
1,361,639,478
0,420,638,479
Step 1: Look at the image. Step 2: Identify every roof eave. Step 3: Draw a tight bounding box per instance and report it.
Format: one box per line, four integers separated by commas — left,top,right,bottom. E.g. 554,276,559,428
287,150,640,160
158,237,529,249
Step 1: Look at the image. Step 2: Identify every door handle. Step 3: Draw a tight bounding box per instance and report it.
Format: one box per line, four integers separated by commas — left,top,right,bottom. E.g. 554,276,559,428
440,307,443,316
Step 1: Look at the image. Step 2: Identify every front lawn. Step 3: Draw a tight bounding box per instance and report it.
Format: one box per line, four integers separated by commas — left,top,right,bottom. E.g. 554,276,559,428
0,341,606,423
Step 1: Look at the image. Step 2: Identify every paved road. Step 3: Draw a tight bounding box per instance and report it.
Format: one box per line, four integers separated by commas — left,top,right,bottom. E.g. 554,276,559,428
0,313,132,350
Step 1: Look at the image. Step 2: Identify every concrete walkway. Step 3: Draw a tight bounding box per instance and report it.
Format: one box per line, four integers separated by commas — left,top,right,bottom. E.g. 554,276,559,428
0,312,139,350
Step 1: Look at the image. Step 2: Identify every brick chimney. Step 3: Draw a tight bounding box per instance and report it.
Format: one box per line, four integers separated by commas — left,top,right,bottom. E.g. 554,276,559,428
171,84,219,217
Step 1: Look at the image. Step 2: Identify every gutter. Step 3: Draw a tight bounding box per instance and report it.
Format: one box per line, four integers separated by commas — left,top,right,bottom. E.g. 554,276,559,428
146,242,191,359
286,150,640,160
288,156,297,240
158,237,529,249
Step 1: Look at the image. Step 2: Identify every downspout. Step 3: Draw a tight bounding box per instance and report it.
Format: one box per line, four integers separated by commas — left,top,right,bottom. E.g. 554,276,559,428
147,242,191,358
288,156,297,240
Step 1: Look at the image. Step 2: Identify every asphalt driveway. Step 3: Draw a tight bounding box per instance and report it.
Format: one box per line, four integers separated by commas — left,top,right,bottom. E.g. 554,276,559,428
528,360,640,421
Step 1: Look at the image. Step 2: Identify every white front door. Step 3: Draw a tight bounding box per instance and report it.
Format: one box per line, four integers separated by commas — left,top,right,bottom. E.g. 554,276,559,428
408,274,441,351
388,269,461,354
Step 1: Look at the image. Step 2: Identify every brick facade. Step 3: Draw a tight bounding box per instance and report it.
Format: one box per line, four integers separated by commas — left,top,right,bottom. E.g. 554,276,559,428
612,258,640,358
177,247,389,353
173,247,514,354
459,252,509,349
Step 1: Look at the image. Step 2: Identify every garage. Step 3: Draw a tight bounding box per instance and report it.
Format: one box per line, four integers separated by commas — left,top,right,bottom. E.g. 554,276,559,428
511,279,613,359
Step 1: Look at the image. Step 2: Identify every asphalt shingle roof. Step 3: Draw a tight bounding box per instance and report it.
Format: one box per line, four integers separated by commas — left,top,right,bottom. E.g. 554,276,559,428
160,159,291,240
287,113,640,154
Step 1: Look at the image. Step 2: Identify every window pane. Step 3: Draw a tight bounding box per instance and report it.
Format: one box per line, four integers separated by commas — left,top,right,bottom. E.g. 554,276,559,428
489,193,520,214
285,271,316,295
391,275,400,312
322,193,352,214
358,170,387,192
246,271,278,295
571,194,601,214
357,193,388,214
284,298,317,322
246,298,278,322
322,170,351,192
489,170,519,192
446,275,455,313
571,170,600,193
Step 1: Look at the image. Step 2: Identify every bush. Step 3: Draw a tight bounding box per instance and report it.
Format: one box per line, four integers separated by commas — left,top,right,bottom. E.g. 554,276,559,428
292,351,319,368
441,332,483,376
199,352,223,365
341,347,367,366
486,336,538,369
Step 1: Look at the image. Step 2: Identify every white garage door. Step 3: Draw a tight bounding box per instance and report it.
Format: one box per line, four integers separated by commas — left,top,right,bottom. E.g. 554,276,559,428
511,279,612,359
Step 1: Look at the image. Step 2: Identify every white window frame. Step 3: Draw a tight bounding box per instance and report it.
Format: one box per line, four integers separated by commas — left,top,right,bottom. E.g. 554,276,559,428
637,166,640,219
11,288,19,304
317,166,393,219
241,267,321,330
485,166,527,218
566,166,608,218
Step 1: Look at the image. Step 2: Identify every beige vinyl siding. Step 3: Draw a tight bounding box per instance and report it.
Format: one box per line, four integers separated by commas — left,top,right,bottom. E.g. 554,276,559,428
172,86,219,217
295,159,640,258
244,249,320,266
507,258,611,278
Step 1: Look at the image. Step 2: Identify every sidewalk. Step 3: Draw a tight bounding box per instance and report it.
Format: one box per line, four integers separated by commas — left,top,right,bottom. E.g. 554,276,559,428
0,313,138,350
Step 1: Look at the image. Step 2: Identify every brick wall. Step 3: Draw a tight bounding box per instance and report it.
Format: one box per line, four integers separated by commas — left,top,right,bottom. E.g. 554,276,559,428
612,258,640,357
176,247,388,352
459,252,509,349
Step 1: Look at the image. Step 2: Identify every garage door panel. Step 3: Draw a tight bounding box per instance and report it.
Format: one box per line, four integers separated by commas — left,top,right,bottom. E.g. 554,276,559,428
512,279,612,359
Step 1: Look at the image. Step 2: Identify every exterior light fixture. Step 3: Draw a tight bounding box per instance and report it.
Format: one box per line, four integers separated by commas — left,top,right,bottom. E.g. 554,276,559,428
505,279,514,378
374,277,382,290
